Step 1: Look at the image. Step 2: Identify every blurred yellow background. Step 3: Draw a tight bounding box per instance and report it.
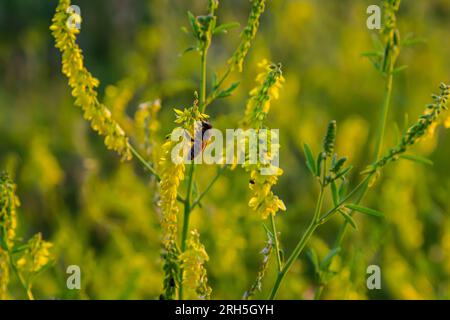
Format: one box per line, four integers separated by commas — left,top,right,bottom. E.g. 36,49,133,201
0,0,449,299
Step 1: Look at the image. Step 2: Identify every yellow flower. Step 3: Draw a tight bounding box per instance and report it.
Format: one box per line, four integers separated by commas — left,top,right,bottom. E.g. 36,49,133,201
0,172,19,247
50,0,132,161
17,233,53,274
180,230,211,299
241,60,286,219
243,60,285,129
248,170,286,220
0,251,9,299
158,140,185,246
134,99,161,156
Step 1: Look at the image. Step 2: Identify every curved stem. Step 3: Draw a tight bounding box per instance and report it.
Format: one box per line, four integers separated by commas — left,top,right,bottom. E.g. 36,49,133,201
191,166,226,210
314,58,396,300
269,187,325,300
129,144,185,203
270,214,282,272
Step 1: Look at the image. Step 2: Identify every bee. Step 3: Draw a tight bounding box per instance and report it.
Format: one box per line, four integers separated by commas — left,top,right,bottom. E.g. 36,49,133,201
188,121,213,161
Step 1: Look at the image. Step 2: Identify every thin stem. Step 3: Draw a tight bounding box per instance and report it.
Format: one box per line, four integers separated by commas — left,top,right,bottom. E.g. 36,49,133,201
269,187,324,300
181,163,195,252
318,174,372,224
200,52,208,113
313,56,396,300
270,214,282,272
204,67,232,108
373,64,394,160
180,45,209,299
129,144,159,178
129,144,185,203
7,250,34,300
191,166,226,210
178,162,195,301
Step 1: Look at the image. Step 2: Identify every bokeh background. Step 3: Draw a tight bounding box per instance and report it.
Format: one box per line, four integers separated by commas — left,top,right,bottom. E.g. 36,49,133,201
1,0,449,299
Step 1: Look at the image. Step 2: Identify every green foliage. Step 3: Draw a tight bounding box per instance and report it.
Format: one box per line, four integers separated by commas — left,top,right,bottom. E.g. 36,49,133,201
0,0,449,300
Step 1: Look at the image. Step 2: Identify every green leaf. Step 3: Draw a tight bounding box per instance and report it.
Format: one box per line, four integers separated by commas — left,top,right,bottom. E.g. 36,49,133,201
402,33,427,47
187,11,200,39
180,26,189,34
338,180,348,200
216,81,240,98
391,65,408,75
361,51,383,58
334,165,353,181
213,22,240,34
330,181,339,206
320,247,341,270
316,152,325,177
212,73,218,90
346,204,384,218
303,143,316,176
400,154,434,166
307,249,320,273
11,243,30,254
262,224,275,243
339,210,358,230
181,46,197,56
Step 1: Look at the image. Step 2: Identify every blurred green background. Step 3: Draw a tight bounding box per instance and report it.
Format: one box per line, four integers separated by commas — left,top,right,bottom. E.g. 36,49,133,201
0,0,449,299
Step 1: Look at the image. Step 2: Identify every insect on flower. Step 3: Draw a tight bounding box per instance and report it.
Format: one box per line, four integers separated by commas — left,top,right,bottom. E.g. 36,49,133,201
187,121,213,161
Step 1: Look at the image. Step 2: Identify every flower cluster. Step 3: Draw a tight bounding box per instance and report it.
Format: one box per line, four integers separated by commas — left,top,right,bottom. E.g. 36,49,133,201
158,140,186,247
158,138,185,299
180,230,211,300
229,0,266,72
243,60,285,129
17,233,53,274
0,172,19,248
174,99,209,130
363,83,449,177
380,0,401,73
0,173,53,299
0,172,19,299
134,99,161,156
241,61,286,219
50,0,132,161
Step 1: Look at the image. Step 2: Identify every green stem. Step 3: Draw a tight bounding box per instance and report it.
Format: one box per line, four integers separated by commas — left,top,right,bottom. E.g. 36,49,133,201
314,58,396,300
191,166,226,210
179,46,209,300
269,187,325,300
318,174,372,224
205,67,232,108
181,163,195,252
7,250,34,300
270,214,282,272
129,144,185,203
200,51,208,113
373,65,394,160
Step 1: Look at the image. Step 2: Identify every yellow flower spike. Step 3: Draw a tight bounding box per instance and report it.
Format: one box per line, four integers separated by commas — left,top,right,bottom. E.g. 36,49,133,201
229,0,267,72
240,61,286,219
51,0,132,161
180,230,211,300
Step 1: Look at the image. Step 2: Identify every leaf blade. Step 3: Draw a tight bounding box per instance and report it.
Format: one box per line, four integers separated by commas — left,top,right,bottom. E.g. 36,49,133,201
346,204,384,218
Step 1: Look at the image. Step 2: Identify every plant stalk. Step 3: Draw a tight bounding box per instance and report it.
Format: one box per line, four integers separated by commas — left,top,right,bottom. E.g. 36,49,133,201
269,187,325,300
313,58,396,300
179,47,208,300
270,214,283,272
